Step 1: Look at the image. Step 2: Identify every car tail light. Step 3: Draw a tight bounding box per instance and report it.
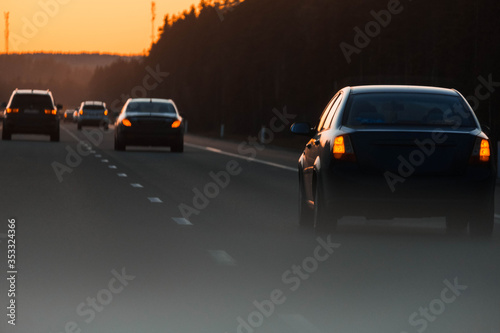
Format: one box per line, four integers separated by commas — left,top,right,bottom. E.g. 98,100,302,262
470,137,490,163
79,110,83,115
122,119,132,127
45,109,57,115
333,135,356,161
6,108,19,113
171,120,181,128
104,110,108,116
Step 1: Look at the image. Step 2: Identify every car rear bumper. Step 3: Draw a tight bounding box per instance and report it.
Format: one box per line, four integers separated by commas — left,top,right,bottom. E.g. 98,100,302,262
117,127,183,146
3,116,59,134
321,163,495,218
78,117,109,126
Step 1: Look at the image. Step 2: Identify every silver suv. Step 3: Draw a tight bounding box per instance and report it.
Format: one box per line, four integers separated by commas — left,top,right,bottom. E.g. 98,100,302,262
76,101,109,130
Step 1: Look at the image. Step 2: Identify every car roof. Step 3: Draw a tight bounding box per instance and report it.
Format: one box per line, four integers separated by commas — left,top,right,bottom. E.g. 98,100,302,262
129,98,175,104
347,85,458,96
13,89,52,95
82,101,106,106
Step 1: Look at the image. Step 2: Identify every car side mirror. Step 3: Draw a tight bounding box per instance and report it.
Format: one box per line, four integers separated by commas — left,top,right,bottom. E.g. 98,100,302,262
290,122,314,136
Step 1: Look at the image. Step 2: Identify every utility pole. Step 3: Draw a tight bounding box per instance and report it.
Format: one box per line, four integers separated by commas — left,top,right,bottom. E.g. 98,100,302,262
4,12,9,54
151,2,156,46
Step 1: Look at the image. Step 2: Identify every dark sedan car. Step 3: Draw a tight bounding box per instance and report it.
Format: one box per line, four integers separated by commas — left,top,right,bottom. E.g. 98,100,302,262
114,98,184,152
291,85,495,236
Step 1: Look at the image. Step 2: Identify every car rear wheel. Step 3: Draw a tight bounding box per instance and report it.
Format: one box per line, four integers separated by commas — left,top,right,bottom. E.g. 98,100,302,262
50,130,60,142
469,200,494,237
114,137,125,151
298,177,314,227
171,137,184,153
313,182,338,232
2,128,11,140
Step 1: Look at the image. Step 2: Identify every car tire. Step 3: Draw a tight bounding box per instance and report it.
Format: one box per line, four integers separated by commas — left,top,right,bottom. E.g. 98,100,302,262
298,176,314,227
50,130,60,142
313,181,338,232
2,128,11,140
114,136,125,151
469,200,494,237
103,124,109,131
77,123,82,130
171,137,184,153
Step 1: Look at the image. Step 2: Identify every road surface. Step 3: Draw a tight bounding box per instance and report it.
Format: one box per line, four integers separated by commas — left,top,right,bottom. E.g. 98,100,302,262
1,123,500,333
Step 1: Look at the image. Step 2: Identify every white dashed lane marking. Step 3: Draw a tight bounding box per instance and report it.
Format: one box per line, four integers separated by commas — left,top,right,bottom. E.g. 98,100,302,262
131,183,144,188
109,165,117,169
172,217,193,225
117,173,127,177
95,154,102,158
148,197,162,203
208,250,236,266
101,159,109,163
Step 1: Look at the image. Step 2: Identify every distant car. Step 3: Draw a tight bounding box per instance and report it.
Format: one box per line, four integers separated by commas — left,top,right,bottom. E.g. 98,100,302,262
72,110,78,123
76,101,109,130
291,85,495,236
2,88,60,141
114,98,184,152
63,109,75,122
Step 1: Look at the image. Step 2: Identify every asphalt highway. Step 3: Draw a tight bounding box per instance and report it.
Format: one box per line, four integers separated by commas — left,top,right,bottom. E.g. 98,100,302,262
1,123,500,333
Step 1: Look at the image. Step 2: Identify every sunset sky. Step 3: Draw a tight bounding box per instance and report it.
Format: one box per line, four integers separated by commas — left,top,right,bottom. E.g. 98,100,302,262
2,0,201,54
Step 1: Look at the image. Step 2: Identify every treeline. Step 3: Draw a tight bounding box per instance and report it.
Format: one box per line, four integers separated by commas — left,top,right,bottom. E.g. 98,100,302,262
0,53,140,108
10,0,500,138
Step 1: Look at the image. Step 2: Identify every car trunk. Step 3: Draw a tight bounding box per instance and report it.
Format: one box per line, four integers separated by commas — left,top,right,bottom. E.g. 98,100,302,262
348,128,476,176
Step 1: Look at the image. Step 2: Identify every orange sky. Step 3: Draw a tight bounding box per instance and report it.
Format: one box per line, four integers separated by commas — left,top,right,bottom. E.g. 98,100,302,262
2,0,201,54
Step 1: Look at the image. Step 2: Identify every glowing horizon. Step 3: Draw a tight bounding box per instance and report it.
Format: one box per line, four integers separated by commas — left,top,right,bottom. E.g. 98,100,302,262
1,0,202,55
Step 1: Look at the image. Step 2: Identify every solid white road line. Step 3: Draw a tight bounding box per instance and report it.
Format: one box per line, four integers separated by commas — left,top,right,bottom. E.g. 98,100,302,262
186,143,297,172
172,217,193,225
148,197,162,203
208,250,236,266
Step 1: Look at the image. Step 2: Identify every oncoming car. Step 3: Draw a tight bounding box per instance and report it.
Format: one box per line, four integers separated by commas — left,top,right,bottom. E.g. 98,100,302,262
291,85,495,236
2,89,60,141
114,98,184,152
76,101,109,130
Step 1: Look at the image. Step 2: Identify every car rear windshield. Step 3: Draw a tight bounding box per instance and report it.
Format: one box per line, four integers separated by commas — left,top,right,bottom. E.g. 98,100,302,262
126,102,176,114
343,93,477,128
83,105,106,111
10,94,54,109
